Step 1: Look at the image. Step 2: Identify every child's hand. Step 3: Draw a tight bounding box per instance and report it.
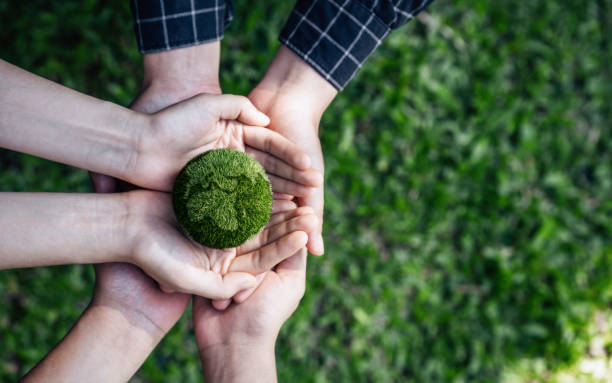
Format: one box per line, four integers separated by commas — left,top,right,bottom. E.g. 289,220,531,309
123,190,318,299
125,94,323,194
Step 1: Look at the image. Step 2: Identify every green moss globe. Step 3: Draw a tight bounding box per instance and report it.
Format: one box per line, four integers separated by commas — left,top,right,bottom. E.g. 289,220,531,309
172,148,273,249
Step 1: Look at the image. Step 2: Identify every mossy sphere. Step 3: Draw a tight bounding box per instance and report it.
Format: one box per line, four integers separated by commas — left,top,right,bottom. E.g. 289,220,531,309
172,148,272,249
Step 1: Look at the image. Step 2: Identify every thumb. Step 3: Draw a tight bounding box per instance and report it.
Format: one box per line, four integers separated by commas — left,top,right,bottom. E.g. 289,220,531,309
194,272,257,300
299,191,324,255
200,94,270,126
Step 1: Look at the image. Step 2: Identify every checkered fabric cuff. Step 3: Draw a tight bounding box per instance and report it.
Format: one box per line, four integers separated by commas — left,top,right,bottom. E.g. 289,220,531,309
279,0,433,90
130,0,233,54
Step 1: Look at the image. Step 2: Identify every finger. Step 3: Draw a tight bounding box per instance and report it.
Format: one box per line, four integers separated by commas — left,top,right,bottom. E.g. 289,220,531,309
247,147,323,187
212,298,232,311
229,231,308,274
243,126,311,169
90,172,117,193
272,199,297,214
274,192,294,200
239,212,317,255
205,272,257,300
299,190,325,255
233,271,268,303
176,271,256,300
276,248,308,275
267,206,314,227
269,174,315,196
200,94,270,126
275,249,308,299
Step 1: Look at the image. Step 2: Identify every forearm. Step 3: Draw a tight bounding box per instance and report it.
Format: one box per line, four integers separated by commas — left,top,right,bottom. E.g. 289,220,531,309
22,304,160,382
0,193,130,269
0,59,146,179
200,343,277,383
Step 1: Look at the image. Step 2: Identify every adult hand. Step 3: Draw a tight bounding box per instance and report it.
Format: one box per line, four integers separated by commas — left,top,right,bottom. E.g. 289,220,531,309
89,43,223,332
125,93,322,196
124,190,317,299
22,265,188,383
248,45,338,256
91,42,223,192
90,44,319,299
92,262,191,343
193,246,308,383
209,46,336,309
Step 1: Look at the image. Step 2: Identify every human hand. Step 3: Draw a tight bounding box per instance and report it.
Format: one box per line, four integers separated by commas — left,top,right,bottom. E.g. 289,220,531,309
248,45,338,256
21,264,189,383
88,45,221,327
122,94,322,197
208,46,336,309
193,247,308,383
123,190,317,299
92,263,191,341
91,42,223,192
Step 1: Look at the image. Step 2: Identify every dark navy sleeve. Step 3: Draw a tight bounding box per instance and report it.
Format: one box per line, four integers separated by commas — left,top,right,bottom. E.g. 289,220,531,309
279,0,434,90
130,0,233,54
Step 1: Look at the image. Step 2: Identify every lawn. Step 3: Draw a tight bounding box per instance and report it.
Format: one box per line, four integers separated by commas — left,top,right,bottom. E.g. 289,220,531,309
1,0,611,381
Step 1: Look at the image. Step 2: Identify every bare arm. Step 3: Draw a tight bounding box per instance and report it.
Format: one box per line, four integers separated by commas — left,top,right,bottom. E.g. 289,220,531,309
0,59,142,181
21,303,161,383
22,262,194,383
0,192,130,269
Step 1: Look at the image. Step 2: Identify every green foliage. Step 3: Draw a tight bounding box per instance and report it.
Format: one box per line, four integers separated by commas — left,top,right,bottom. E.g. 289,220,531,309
0,0,611,382
173,149,272,249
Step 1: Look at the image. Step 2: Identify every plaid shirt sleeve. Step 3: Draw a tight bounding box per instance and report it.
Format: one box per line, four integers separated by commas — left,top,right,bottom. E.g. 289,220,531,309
279,0,434,90
130,0,234,54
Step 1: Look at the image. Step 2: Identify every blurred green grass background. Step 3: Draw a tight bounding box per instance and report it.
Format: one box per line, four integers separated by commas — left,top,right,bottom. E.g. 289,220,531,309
1,0,611,381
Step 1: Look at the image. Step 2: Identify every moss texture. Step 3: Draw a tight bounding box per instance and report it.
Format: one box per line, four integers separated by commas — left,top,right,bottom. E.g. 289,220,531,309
172,148,272,249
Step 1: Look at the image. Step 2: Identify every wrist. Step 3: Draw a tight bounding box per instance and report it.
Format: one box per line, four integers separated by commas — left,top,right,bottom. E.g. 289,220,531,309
141,42,222,100
251,45,337,121
120,111,156,186
75,304,160,376
89,295,167,346
86,193,134,264
86,304,161,349
120,190,155,265
23,304,157,382
100,106,151,185
200,342,277,383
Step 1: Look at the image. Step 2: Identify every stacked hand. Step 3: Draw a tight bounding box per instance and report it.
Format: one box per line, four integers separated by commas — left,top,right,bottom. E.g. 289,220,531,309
0,58,322,299
5,42,337,383
118,190,317,298
194,248,308,383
